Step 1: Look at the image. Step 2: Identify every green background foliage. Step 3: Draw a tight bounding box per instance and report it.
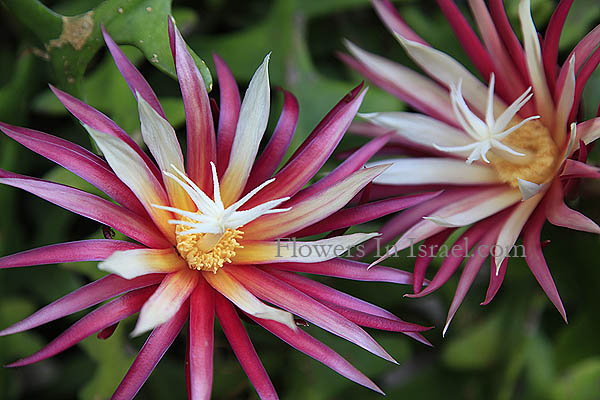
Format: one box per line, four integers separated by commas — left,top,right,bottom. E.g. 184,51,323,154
0,0,599,399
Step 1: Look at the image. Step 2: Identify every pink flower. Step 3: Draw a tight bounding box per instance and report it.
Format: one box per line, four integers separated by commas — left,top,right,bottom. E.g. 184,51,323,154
344,0,600,334
0,20,437,399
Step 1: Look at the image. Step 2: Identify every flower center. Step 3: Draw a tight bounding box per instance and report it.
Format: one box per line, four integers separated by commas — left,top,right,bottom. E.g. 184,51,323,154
152,162,290,273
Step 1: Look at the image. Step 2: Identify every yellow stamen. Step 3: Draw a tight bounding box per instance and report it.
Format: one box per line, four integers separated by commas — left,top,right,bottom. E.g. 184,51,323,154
489,120,558,187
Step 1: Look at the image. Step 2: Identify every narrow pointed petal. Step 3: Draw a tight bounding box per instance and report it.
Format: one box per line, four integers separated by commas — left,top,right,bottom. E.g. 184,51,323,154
482,257,508,305
214,295,277,400
213,54,241,177
518,0,554,123
131,269,198,337
220,54,271,206
269,258,413,285
0,177,170,249
50,86,163,182
372,0,427,45
249,314,383,394
546,179,600,233
113,301,189,400
189,279,215,400
102,25,166,118
323,302,430,333
7,287,155,367
369,158,500,185
244,165,389,240
522,205,567,322
137,95,192,210
553,55,575,143
0,274,162,336
85,126,175,243
203,269,295,330
561,159,600,179
228,266,396,363
233,233,379,264
0,122,145,215
412,229,454,293
99,248,187,280
542,0,574,92
0,240,143,269
246,90,298,190
168,20,216,189
577,117,600,146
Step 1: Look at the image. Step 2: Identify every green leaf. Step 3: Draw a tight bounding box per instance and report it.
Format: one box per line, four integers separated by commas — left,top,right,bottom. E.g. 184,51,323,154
551,358,600,400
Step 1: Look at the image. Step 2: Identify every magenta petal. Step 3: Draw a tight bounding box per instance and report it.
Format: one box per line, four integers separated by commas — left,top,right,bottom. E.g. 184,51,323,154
102,25,166,119
522,203,568,322
556,25,600,99
413,229,454,293
546,179,600,233
268,258,413,285
0,274,163,336
542,0,574,94
245,89,299,190
245,85,366,207
294,191,443,237
228,266,396,363
188,279,215,400
569,45,600,122
249,314,383,394
50,85,163,183
168,20,216,189
481,258,508,306
561,159,600,179
112,300,189,400
372,0,428,45
213,54,241,177
0,239,143,269
6,287,156,367
0,122,146,215
0,177,171,249
215,294,277,400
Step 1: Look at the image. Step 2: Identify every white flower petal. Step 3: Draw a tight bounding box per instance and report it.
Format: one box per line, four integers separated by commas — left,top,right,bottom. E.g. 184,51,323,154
517,178,548,200
98,248,187,279
554,56,576,144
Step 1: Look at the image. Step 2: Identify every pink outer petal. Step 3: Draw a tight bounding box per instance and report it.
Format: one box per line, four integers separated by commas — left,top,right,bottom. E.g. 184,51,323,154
0,274,163,336
243,85,366,209
168,20,216,190
372,0,428,45
7,286,157,367
102,25,166,119
569,45,600,122
522,202,567,322
556,25,600,99
561,159,600,179
488,0,529,86
227,265,396,363
50,86,163,183
293,191,443,238
0,177,171,249
266,258,413,284
291,133,391,204
245,89,299,190
214,54,241,177
214,294,277,400
542,0,574,95
481,257,508,306
188,278,215,400
112,300,189,400
249,314,383,395
0,239,143,269
0,122,146,215
412,229,454,293
546,178,600,234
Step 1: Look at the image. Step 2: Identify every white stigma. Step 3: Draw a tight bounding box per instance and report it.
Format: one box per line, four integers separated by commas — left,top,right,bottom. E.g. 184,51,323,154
433,73,540,164
152,162,291,235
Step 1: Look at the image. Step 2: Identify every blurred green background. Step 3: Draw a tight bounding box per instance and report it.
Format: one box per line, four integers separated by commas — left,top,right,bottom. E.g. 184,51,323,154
0,0,599,399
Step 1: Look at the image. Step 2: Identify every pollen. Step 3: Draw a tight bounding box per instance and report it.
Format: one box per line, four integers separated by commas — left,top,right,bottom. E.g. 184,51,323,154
176,222,243,273
488,119,559,187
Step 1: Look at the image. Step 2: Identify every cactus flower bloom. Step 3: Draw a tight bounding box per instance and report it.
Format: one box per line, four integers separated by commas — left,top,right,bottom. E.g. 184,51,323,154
0,20,438,399
344,0,600,333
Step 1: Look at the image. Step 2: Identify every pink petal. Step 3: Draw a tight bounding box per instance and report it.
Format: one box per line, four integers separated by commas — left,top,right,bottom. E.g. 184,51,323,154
6,287,156,367
215,294,277,400
267,258,413,284
112,300,189,400
412,229,454,293
245,89,299,190
0,239,143,269
213,54,241,177
561,159,600,179
50,85,163,183
0,177,170,249
569,45,600,122
546,178,600,233
188,278,215,400
372,0,428,45
522,202,567,322
168,20,216,190
0,274,163,336
0,122,145,215
542,0,574,94
102,25,166,119
481,257,508,306
227,266,396,363
249,314,383,394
